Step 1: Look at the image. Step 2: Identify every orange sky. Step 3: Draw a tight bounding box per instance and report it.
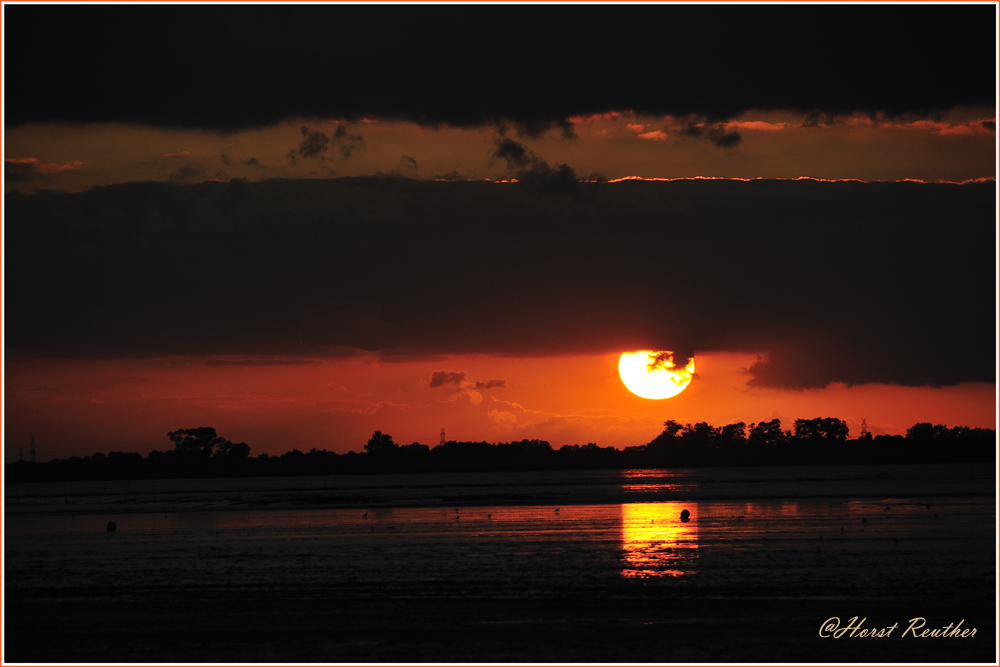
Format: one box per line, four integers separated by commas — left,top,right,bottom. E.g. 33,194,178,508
5,108,996,194
5,104,997,462
5,352,995,461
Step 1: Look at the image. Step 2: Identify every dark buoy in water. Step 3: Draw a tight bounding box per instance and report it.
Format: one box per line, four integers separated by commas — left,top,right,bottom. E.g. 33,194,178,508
106,521,117,532
680,509,690,522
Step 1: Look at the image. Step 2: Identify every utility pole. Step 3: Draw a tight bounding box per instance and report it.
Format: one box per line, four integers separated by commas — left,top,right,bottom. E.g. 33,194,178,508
440,428,446,446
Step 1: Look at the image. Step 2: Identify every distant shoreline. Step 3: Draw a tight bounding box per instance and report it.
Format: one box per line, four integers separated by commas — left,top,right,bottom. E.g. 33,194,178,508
6,432,995,485
6,463,995,518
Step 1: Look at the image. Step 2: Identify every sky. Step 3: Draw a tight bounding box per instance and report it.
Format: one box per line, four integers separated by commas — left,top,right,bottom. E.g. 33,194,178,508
3,3,997,461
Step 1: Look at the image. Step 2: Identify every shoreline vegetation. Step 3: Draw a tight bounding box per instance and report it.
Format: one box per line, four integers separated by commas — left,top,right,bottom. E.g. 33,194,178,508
6,418,995,484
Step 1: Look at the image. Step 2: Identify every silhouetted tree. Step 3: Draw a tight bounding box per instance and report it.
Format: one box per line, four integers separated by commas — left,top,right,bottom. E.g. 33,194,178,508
906,422,950,439
748,419,784,446
215,440,251,459
647,420,687,454
168,427,250,459
365,430,397,454
793,417,849,441
718,422,747,446
661,420,685,438
683,422,716,447
169,427,221,457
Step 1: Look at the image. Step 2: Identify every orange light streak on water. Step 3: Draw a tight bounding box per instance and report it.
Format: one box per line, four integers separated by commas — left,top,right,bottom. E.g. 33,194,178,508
621,502,698,578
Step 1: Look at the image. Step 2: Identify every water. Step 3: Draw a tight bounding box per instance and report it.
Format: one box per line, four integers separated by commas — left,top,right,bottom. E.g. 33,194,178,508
5,463,992,514
4,464,995,662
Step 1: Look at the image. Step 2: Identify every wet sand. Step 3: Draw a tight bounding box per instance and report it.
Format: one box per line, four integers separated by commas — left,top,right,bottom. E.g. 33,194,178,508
4,465,996,662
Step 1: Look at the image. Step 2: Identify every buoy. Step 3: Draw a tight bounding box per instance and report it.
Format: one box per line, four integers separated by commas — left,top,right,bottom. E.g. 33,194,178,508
680,509,690,522
106,521,117,532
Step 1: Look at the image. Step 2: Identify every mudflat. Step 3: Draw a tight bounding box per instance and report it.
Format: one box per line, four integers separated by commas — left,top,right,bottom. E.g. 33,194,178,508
4,465,995,662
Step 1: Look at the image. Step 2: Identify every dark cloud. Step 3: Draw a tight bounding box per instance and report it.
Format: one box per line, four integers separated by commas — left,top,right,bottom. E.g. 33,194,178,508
429,371,467,388
298,126,329,158
332,124,364,158
5,178,994,389
681,123,743,149
4,6,993,131
648,352,694,374
474,379,506,390
517,162,584,198
244,157,264,168
493,139,534,172
429,371,506,391
493,139,586,198
981,120,995,132
709,129,742,149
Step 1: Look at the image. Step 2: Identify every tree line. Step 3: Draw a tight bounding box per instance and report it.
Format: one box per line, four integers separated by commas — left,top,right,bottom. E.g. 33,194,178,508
6,418,995,483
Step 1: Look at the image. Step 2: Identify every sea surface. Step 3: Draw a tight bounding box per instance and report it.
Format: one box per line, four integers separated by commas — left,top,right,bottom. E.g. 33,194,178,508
4,464,996,662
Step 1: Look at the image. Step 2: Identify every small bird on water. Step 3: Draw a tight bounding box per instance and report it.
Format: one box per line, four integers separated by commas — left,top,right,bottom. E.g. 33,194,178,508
680,509,690,522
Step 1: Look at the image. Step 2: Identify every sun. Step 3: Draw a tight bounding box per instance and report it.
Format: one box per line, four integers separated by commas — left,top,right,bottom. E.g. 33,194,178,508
618,351,695,399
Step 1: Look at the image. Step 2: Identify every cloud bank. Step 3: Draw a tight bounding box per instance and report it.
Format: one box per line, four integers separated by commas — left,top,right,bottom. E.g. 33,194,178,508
5,178,994,389
5,5,994,131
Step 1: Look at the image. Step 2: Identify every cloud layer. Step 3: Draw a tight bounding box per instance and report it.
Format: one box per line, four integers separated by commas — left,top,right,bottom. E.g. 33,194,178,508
5,5,994,131
6,178,994,389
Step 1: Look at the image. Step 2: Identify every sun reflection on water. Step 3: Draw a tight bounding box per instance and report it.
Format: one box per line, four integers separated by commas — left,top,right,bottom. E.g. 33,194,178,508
621,502,698,578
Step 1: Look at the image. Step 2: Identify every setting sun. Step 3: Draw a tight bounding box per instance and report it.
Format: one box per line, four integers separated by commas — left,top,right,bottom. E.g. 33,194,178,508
618,351,695,399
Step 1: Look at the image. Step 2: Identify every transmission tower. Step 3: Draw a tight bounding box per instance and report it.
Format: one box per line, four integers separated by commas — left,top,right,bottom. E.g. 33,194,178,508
29,436,36,463
859,418,869,439
440,428,446,446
